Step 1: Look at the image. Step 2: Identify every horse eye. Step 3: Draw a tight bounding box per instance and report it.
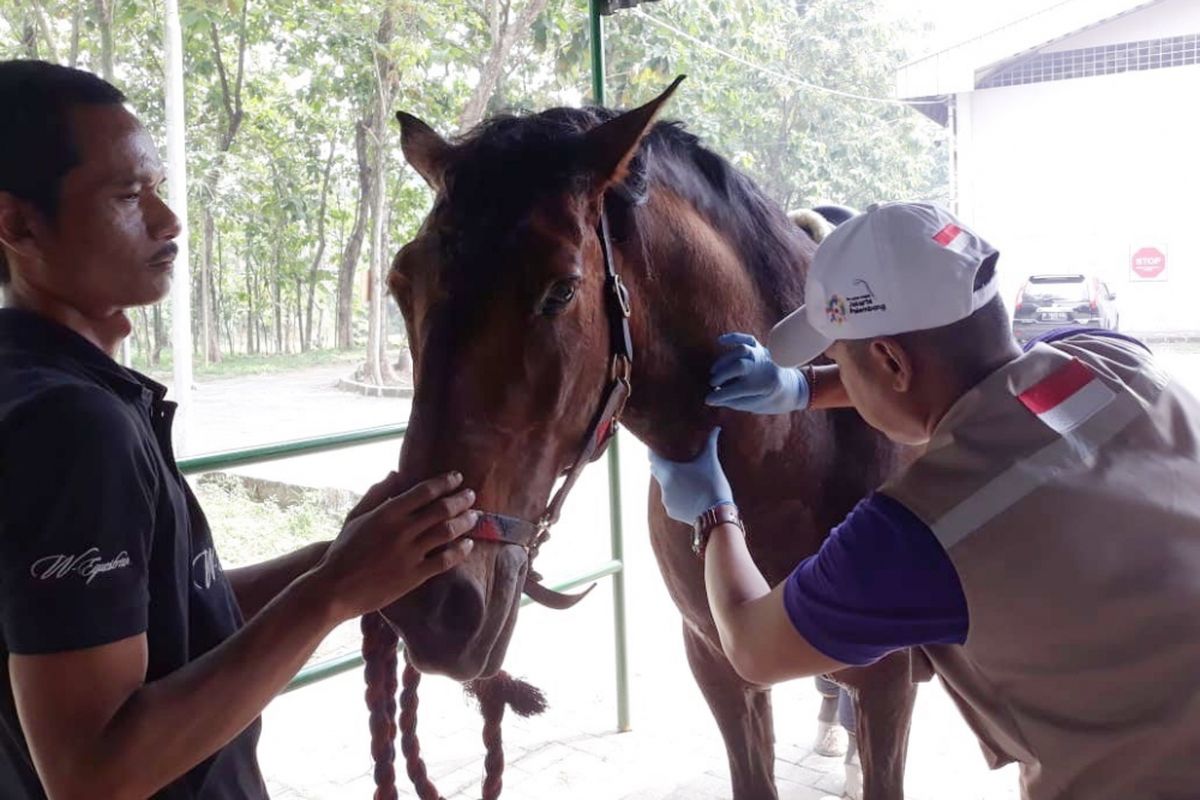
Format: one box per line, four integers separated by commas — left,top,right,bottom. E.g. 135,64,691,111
540,279,578,317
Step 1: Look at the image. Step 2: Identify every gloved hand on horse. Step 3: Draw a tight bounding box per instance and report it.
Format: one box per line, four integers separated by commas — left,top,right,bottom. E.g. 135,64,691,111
705,332,811,414
649,428,734,524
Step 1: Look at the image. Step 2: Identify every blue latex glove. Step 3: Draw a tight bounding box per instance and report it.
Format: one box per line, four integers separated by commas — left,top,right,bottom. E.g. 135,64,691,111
649,428,734,524
705,332,810,414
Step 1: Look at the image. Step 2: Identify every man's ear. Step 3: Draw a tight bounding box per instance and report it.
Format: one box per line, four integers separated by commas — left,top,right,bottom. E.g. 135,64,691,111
869,337,914,393
0,192,41,265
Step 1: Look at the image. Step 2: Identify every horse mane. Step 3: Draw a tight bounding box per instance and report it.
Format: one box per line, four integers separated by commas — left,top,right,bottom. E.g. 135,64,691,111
442,106,808,311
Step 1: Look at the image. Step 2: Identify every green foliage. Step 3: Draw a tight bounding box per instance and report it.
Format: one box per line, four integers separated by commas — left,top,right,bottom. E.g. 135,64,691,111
1,0,946,364
191,472,355,568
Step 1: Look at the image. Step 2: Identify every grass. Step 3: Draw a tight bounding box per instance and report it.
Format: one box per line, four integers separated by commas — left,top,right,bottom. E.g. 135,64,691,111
192,472,358,569
192,472,370,663
135,347,363,383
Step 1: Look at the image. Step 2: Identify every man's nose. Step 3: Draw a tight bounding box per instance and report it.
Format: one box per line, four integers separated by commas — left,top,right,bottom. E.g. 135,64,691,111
150,192,182,241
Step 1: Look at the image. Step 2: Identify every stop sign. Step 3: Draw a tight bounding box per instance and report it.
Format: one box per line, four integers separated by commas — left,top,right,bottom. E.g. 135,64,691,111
1131,247,1167,279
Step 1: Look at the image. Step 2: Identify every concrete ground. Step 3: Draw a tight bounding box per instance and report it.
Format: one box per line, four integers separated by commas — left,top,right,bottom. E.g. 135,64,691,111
181,345,1200,799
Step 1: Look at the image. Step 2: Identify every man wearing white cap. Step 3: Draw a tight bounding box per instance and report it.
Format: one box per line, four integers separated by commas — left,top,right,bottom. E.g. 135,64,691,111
649,201,1200,799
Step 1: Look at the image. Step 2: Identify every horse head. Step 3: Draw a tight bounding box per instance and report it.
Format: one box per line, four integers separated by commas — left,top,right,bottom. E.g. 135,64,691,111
378,80,682,681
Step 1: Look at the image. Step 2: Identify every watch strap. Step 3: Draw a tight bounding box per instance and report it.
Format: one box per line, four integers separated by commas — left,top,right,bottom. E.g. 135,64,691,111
692,503,743,557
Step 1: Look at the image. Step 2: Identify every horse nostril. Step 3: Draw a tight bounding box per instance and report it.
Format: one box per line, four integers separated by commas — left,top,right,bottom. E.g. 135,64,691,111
426,572,484,639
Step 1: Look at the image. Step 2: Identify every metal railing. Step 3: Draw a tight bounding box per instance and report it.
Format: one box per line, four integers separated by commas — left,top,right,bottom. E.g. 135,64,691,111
177,422,631,728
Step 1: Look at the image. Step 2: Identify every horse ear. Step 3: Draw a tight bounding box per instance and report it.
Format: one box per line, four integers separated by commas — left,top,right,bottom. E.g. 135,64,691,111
582,75,685,196
397,112,454,192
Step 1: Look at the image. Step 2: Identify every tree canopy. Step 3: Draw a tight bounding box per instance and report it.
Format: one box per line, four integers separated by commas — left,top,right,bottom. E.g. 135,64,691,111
0,0,946,379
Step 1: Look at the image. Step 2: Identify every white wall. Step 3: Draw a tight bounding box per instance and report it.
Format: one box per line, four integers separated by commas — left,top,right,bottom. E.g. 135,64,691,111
1043,0,1200,52
954,61,1200,332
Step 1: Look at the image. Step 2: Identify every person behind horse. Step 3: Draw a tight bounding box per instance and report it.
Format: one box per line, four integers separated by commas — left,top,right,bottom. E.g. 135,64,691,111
649,201,1200,799
0,60,478,798
792,203,861,794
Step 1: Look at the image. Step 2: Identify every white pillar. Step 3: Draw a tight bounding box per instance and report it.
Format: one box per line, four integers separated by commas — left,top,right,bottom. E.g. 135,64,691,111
952,91,976,224
164,0,193,455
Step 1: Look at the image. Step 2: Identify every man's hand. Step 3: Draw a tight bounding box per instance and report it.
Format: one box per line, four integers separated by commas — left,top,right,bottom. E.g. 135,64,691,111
229,471,447,620
313,471,478,619
649,428,734,524
706,333,810,414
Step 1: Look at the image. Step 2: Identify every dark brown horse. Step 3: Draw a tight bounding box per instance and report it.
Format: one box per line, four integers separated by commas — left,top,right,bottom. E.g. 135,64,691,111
366,83,921,799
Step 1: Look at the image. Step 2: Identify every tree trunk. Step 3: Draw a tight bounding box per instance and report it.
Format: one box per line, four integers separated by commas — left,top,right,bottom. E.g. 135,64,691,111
272,238,283,355
193,2,250,364
295,276,304,353
244,248,256,355
69,4,82,67
335,120,372,350
200,208,221,364
217,228,234,355
92,0,114,79
364,7,397,386
20,20,38,58
31,0,60,63
458,0,551,134
304,137,336,352
134,307,151,366
152,304,164,366
364,165,386,386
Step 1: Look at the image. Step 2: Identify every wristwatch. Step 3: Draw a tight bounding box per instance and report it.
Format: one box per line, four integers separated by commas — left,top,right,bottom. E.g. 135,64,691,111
692,503,745,558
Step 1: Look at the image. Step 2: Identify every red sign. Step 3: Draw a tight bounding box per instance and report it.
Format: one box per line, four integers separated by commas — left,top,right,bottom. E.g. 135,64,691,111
1131,247,1167,280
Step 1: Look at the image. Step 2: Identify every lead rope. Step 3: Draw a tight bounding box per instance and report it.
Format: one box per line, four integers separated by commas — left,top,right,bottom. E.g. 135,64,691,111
399,661,444,800
396,657,547,800
362,612,402,800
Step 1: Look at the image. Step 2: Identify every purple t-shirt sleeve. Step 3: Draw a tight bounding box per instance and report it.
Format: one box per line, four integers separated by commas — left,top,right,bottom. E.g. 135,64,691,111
783,492,968,666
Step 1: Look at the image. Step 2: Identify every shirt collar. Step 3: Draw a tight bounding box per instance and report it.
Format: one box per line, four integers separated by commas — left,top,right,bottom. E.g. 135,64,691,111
0,308,168,404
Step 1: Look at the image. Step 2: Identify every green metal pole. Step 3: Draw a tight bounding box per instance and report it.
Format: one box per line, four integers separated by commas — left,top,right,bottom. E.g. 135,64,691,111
589,0,605,105
607,434,631,732
177,423,408,475
283,560,625,694
588,0,631,734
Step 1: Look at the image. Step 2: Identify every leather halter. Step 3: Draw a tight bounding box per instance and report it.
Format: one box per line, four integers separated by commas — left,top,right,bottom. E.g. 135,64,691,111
468,209,633,610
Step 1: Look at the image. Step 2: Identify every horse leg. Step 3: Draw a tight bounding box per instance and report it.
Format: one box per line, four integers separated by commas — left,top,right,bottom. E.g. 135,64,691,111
836,651,919,800
682,622,778,800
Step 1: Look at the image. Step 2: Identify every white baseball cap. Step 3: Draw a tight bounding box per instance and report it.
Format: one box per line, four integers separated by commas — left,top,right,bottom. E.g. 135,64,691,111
767,202,1000,366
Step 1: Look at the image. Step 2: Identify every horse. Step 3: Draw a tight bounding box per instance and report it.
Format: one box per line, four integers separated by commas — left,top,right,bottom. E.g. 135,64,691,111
364,81,921,800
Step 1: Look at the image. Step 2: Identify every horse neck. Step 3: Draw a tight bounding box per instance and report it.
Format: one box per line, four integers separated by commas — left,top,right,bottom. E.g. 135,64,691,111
616,186,810,460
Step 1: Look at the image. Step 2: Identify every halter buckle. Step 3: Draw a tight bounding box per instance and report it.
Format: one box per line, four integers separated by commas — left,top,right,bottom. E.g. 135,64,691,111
611,354,633,386
610,274,632,318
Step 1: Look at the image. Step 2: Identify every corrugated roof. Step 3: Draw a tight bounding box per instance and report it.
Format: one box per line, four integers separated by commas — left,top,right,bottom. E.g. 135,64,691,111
895,0,1163,98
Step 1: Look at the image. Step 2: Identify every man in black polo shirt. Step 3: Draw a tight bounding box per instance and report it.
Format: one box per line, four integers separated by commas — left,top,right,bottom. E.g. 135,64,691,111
0,60,479,799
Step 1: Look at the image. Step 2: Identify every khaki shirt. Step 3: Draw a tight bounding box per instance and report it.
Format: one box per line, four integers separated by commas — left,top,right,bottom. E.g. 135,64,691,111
885,334,1200,800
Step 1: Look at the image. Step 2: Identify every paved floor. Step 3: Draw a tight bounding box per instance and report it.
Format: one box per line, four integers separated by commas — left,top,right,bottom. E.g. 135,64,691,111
182,346,1200,799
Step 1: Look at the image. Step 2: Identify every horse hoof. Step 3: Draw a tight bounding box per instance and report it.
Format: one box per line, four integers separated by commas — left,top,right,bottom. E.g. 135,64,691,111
843,753,863,800
813,720,849,757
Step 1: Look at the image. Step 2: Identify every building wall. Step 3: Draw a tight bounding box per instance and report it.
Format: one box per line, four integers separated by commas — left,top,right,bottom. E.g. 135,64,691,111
954,60,1200,332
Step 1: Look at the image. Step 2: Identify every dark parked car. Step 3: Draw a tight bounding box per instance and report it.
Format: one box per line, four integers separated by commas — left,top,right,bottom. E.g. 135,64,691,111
1011,273,1119,343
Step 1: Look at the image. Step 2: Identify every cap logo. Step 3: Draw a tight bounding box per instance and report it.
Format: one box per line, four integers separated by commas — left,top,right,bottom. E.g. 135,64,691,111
843,279,888,318
826,295,848,324
932,223,962,246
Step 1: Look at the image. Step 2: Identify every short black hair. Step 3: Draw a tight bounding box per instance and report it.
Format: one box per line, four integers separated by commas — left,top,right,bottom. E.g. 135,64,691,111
0,60,126,285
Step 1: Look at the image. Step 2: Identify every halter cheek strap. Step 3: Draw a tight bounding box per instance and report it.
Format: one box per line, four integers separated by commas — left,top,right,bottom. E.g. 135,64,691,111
466,209,631,611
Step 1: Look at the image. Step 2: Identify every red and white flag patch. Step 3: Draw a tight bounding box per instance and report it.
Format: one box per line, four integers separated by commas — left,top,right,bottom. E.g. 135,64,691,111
932,223,969,254
1018,359,1116,435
